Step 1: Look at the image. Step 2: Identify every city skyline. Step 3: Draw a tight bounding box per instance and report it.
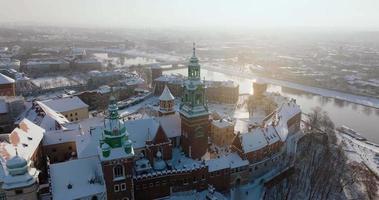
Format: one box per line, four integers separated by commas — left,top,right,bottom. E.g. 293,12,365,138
1,0,379,31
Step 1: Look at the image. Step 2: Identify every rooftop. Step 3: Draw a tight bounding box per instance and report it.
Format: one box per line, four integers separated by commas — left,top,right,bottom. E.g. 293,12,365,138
206,152,248,172
42,96,88,113
159,85,175,101
0,73,15,84
49,156,105,200
0,119,44,183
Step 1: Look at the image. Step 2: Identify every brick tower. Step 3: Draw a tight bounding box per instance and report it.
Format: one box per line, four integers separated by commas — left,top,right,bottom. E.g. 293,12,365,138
179,43,209,160
99,96,135,200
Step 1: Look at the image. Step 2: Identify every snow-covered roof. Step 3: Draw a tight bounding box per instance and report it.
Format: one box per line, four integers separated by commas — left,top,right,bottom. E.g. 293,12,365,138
42,96,88,113
26,58,69,66
2,119,45,161
159,85,175,101
156,113,181,138
238,100,300,153
126,118,159,149
0,73,15,84
240,128,268,153
276,100,301,122
99,146,135,161
42,128,81,146
97,85,111,94
155,74,184,84
75,117,105,159
169,148,202,170
49,156,105,200
123,77,145,86
206,152,249,172
263,126,280,145
76,115,181,159
19,101,69,131
0,119,45,182
76,126,103,159
212,119,233,129
169,189,227,200
272,100,301,141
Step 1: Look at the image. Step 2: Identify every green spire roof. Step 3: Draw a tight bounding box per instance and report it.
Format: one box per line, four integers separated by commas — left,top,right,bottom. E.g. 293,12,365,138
188,42,200,80
99,96,134,159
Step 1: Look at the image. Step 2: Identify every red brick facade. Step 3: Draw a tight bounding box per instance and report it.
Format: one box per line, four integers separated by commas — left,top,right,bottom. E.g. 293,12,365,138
145,125,173,163
0,83,15,96
134,166,208,199
180,114,209,159
102,157,135,200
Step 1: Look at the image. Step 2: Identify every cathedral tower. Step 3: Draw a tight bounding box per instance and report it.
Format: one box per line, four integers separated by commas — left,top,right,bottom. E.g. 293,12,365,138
179,43,209,159
99,96,135,200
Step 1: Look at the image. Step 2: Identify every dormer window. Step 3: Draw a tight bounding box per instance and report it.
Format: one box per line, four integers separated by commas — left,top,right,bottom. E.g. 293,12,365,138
113,165,125,180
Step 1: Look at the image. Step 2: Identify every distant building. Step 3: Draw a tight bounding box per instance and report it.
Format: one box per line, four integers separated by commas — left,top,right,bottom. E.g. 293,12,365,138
154,76,239,105
0,96,24,133
154,74,184,97
0,73,15,96
0,58,20,70
42,96,89,122
151,65,163,86
0,119,45,200
71,58,102,71
210,119,235,147
87,70,124,89
26,58,69,73
253,82,267,97
77,85,137,111
205,80,239,104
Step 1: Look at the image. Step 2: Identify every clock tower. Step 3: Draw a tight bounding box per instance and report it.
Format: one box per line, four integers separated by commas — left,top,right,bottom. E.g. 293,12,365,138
180,43,209,159
99,96,135,200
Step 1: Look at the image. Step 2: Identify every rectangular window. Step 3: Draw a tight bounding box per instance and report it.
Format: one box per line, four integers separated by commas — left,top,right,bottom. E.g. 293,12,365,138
15,189,23,195
193,177,197,183
114,184,120,192
121,183,126,191
113,165,125,180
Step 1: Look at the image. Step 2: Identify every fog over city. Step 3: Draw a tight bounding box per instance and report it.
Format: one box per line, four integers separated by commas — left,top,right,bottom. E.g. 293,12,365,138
1,0,379,30
0,1,379,200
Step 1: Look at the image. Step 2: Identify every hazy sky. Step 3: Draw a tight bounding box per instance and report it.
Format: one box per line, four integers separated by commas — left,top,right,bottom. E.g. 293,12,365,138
1,0,379,30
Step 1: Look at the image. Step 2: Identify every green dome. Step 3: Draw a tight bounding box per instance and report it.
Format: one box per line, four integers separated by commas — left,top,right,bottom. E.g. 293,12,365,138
6,155,28,176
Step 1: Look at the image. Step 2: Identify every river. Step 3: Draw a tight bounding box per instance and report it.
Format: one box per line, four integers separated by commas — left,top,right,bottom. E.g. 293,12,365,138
164,68,379,143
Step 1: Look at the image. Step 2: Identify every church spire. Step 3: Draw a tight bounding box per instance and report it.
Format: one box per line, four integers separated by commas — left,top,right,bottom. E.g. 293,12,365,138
192,42,196,57
188,42,200,80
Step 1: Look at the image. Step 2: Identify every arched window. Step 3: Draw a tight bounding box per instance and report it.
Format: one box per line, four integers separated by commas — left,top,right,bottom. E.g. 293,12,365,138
113,165,124,178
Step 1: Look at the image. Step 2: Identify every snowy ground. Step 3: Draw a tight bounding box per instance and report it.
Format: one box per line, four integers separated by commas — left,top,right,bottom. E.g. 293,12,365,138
338,132,379,177
32,76,80,89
